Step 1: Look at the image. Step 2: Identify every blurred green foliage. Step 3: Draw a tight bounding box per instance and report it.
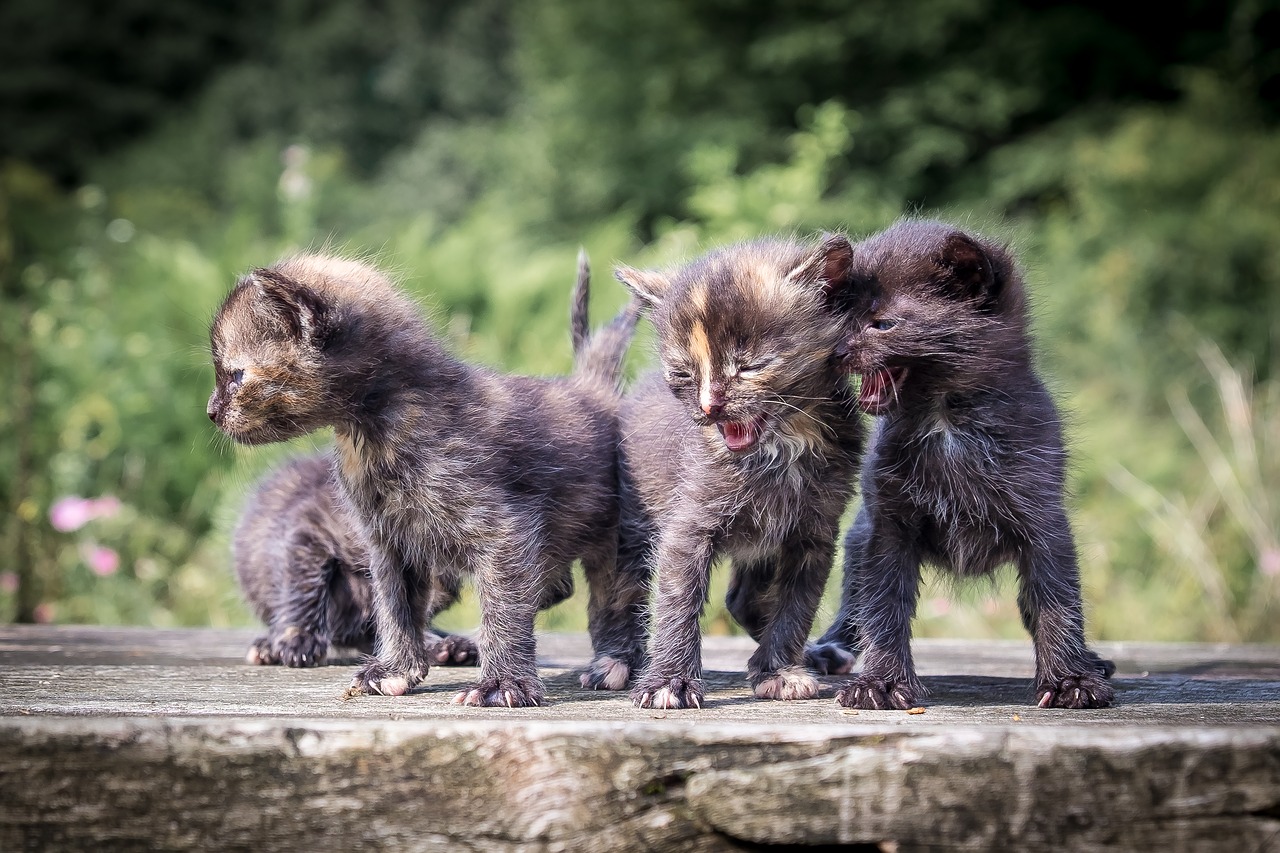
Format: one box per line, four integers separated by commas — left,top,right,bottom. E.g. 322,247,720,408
1,0,1277,642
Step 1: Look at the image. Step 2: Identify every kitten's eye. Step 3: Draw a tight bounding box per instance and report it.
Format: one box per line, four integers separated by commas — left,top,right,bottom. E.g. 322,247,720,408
737,360,773,376
229,368,245,387
665,367,692,383
870,319,898,332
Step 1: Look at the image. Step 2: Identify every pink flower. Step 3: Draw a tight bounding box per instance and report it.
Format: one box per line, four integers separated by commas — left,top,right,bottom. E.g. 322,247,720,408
0,572,17,594
50,496,93,532
49,495,121,532
33,602,55,624
84,545,120,577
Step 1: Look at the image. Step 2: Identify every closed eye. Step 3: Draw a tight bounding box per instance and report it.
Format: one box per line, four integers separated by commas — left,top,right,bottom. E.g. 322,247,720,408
736,357,777,376
665,367,692,382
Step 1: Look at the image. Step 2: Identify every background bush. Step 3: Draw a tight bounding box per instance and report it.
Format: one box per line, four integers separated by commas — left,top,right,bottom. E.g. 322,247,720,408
2,0,1277,641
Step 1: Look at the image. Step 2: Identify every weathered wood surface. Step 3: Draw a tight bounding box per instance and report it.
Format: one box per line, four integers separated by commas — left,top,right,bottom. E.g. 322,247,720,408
2,626,1279,851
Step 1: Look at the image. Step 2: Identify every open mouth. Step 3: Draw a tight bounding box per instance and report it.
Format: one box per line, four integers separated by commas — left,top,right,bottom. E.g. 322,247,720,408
857,367,909,415
716,418,764,453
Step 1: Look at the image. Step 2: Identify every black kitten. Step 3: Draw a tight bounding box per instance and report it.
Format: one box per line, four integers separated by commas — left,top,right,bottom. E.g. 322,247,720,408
813,219,1115,709
209,252,641,706
615,236,864,710
232,452,506,668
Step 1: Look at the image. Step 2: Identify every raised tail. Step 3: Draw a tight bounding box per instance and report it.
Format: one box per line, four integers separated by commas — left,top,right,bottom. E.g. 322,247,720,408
570,247,642,390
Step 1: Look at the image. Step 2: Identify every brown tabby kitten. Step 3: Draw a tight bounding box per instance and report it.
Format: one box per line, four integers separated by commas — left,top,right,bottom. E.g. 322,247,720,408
208,252,642,706
233,452,563,668
615,235,865,710
813,219,1115,709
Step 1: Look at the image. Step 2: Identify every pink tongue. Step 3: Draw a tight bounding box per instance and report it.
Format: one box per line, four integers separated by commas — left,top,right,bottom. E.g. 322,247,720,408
720,421,757,452
859,370,888,407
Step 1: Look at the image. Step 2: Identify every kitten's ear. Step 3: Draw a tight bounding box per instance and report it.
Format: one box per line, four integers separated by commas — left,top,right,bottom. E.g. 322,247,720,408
614,265,672,310
252,270,333,346
787,233,856,304
932,232,1000,309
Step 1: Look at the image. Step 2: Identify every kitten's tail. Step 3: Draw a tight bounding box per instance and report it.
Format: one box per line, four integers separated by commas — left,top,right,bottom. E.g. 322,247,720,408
571,247,641,391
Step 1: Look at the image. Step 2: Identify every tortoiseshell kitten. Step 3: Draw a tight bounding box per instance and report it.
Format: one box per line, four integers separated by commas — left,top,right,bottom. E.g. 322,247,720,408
209,252,642,706
234,452,560,668
615,236,865,710
813,219,1115,709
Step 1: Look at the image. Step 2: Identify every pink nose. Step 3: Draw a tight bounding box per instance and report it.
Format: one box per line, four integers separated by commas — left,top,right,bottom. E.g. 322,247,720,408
702,401,724,418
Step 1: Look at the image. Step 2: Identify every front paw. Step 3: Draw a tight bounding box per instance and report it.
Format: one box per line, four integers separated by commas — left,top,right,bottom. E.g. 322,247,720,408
579,654,634,691
348,657,425,697
1036,670,1115,709
426,634,479,666
452,676,544,707
752,665,819,700
272,626,329,668
836,673,919,710
804,640,857,675
631,675,704,709
245,635,278,665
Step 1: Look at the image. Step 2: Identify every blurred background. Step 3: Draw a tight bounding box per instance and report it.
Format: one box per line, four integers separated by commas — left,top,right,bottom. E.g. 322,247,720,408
1,0,1277,643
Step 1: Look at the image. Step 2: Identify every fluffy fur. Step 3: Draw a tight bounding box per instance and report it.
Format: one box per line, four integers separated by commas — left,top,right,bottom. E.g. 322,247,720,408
208,252,643,706
232,452,519,669
615,235,865,710
812,219,1115,709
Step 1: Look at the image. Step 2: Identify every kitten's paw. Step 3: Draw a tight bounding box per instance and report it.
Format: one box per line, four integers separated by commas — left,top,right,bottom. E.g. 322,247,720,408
804,641,857,675
1036,670,1114,709
631,675,704,710
348,658,425,697
272,626,329,668
426,634,479,666
752,666,820,700
245,636,278,665
579,654,634,690
452,676,544,708
1086,651,1117,679
836,673,919,710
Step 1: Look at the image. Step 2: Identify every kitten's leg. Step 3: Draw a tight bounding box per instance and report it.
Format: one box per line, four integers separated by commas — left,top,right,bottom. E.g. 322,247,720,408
453,536,545,707
259,535,338,667
422,570,479,666
745,534,834,701
724,558,774,641
836,521,925,710
806,508,873,675
580,534,651,691
1017,509,1114,709
630,528,715,710
349,546,433,696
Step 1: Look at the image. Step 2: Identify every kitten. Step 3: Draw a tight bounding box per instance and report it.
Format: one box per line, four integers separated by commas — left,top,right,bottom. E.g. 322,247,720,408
813,219,1115,709
615,235,865,710
208,251,643,706
233,451,541,668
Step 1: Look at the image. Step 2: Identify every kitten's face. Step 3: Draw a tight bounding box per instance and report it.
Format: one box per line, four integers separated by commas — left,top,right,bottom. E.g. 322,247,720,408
618,238,854,455
838,221,1013,415
207,271,333,445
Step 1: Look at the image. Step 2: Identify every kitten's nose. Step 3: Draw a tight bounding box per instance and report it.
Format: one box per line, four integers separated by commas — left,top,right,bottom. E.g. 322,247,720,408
207,395,221,423
701,401,725,418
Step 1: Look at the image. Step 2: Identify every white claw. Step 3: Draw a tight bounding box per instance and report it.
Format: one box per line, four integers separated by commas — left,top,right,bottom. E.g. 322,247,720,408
1038,691,1054,708
691,694,701,710
505,691,515,708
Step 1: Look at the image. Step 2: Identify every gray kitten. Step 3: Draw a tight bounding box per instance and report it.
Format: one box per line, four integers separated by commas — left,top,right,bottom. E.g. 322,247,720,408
615,235,865,710
233,451,539,668
208,252,642,706
813,219,1115,709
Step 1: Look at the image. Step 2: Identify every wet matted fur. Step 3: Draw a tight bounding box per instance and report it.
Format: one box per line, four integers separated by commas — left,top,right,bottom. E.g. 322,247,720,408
813,219,1115,709
615,235,865,710
208,252,643,706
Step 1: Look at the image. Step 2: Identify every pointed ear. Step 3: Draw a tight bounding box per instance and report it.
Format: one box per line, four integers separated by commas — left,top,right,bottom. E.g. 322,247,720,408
787,233,857,305
932,232,1000,309
613,265,672,310
252,270,334,346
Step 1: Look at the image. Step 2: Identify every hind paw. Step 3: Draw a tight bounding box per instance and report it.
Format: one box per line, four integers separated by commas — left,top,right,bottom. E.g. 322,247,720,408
631,675,703,710
580,654,633,690
272,626,329,668
426,634,479,666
